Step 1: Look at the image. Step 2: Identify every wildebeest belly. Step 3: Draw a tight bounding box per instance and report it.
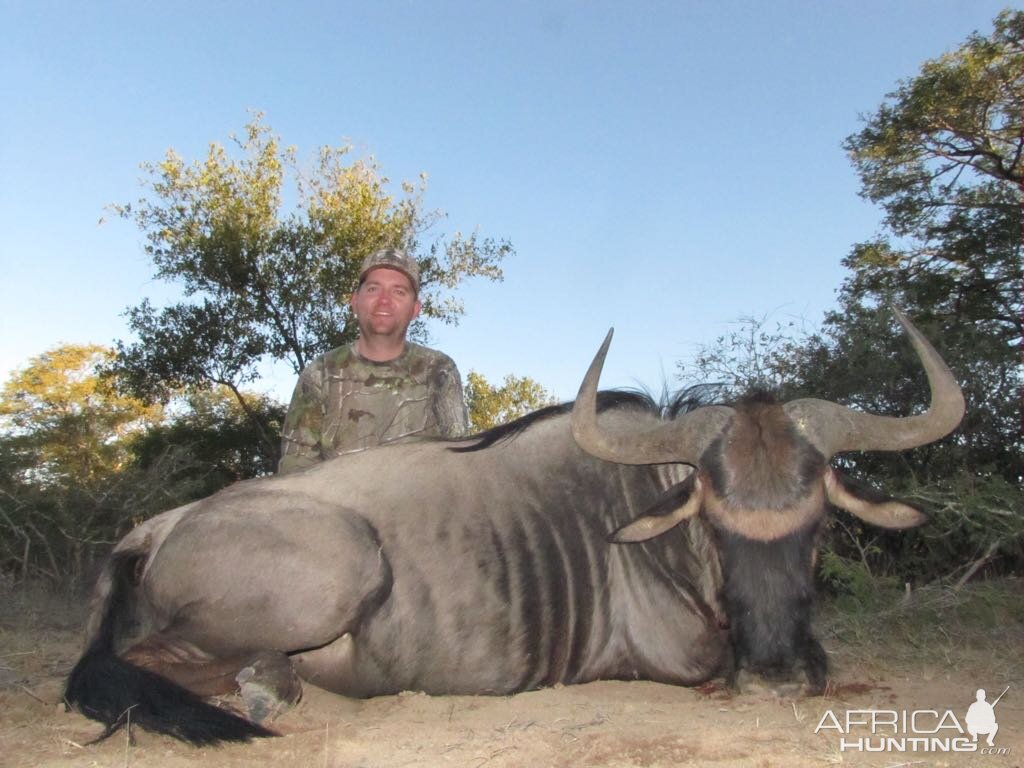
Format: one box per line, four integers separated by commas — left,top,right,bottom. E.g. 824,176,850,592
293,501,723,697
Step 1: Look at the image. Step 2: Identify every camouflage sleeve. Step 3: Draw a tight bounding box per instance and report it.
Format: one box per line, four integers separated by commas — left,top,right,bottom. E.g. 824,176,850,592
278,364,326,474
433,357,469,438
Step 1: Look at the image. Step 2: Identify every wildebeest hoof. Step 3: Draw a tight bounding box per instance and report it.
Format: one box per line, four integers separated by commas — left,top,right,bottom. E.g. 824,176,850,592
236,653,302,723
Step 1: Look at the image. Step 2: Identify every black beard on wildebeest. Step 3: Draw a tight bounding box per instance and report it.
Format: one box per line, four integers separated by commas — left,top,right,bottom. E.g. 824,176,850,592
715,523,826,692
63,307,964,746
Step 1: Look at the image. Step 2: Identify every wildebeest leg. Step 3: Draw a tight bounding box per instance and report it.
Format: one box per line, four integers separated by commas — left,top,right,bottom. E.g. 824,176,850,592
121,636,301,721
138,506,393,710
291,632,385,697
121,635,245,696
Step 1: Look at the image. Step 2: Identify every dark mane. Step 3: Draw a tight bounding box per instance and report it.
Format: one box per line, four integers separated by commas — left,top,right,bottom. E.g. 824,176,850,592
449,390,657,453
450,384,785,455
664,383,732,419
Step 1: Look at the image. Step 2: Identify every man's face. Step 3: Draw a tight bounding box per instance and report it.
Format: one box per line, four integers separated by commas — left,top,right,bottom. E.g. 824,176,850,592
351,267,421,340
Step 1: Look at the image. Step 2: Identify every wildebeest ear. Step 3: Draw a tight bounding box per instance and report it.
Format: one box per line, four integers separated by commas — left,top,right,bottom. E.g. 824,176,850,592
824,468,927,529
610,475,703,544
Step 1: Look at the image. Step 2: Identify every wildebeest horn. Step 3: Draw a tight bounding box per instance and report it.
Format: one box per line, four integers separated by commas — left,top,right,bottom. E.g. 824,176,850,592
782,307,965,457
571,329,732,466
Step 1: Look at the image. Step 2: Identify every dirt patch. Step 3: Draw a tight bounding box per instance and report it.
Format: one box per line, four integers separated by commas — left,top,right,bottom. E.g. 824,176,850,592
1,582,1021,768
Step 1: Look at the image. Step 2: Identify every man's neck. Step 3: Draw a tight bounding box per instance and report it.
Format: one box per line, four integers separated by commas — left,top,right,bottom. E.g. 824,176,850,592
355,336,407,362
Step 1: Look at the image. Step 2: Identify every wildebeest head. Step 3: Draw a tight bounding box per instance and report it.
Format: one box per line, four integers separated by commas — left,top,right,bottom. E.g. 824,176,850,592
570,307,965,691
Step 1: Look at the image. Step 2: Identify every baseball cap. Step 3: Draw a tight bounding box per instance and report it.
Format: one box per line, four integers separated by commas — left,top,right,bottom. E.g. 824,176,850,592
359,248,420,294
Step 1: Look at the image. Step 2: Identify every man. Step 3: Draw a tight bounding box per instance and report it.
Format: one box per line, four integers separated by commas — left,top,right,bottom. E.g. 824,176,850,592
278,247,468,474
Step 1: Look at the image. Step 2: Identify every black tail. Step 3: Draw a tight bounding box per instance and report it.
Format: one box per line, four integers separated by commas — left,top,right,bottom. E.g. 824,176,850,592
64,552,275,746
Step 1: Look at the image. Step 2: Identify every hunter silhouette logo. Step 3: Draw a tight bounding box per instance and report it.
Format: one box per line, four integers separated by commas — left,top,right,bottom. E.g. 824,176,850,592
966,686,1007,747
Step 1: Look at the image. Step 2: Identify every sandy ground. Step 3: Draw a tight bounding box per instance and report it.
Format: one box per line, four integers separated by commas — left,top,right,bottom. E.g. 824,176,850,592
1,583,1021,768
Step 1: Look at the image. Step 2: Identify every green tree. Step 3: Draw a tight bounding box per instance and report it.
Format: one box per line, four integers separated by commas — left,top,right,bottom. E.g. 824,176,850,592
129,387,285,502
829,9,1021,476
674,12,1023,584
808,11,1022,583
0,347,287,583
111,113,512,458
834,9,1022,476
676,314,809,399
0,345,162,488
464,371,558,431
0,345,163,582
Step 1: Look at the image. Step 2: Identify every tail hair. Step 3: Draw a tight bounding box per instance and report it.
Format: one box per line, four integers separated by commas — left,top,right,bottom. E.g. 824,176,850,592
64,552,274,746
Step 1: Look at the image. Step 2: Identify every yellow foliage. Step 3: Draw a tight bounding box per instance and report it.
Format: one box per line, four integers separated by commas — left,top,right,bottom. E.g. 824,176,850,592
465,371,558,431
0,344,163,486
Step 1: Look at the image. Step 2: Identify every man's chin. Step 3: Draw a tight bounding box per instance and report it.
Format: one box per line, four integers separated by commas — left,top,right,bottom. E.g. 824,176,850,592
362,322,409,340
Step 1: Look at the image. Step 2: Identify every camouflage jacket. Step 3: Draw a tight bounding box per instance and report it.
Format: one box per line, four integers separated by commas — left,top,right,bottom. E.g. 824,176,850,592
278,342,468,474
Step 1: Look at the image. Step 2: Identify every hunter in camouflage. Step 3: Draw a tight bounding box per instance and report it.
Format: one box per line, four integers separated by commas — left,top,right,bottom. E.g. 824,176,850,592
278,248,468,474
278,342,467,472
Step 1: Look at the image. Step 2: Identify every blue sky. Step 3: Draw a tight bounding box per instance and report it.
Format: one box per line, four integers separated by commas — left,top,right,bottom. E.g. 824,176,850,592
0,1,1012,402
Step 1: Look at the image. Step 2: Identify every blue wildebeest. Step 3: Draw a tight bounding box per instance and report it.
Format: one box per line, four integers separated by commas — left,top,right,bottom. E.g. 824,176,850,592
64,309,964,745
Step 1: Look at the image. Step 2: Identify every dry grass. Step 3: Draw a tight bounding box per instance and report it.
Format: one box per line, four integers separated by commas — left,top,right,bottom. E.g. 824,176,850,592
819,576,1024,679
